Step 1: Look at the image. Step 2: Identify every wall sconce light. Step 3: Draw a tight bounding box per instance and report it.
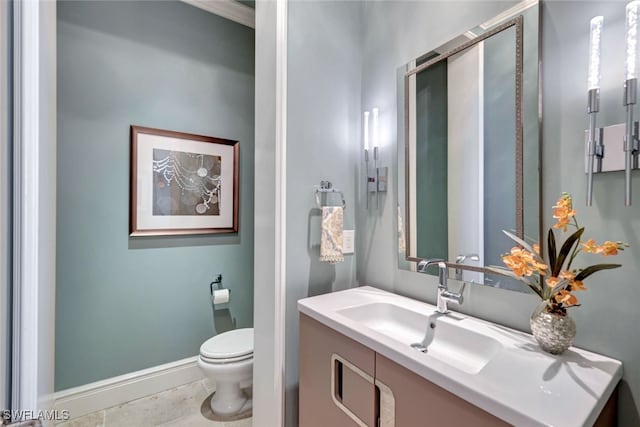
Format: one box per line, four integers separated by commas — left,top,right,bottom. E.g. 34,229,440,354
584,4,639,207
586,16,603,207
364,107,387,209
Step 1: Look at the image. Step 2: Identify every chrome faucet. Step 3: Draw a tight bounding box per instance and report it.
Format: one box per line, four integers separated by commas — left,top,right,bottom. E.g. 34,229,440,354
454,253,480,280
417,258,466,314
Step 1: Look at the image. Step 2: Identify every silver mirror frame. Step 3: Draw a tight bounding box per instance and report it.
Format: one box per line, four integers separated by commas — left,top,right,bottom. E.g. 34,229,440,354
401,14,534,276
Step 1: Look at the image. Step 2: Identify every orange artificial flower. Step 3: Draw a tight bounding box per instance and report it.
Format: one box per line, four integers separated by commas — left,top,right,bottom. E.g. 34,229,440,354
599,241,619,256
497,193,628,311
546,277,562,288
582,239,622,256
531,258,548,274
582,239,599,253
569,280,586,291
552,194,576,232
554,290,579,306
502,247,548,277
559,270,575,281
503,248,532,277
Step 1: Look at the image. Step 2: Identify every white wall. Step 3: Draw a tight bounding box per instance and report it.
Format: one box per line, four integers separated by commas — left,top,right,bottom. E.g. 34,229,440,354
0,0,11,411
12,0,57,415
253,1,284,426
285,2,362,425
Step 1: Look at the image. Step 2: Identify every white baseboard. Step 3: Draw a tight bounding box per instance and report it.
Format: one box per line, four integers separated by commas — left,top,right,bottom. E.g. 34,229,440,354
53,356,204,420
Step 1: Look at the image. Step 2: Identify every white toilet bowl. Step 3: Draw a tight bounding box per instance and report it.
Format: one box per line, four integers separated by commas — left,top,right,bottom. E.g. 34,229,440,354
198,328,253,416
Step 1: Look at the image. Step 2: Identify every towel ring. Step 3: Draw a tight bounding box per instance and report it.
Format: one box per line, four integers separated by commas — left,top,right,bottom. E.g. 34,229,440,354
315,181,346,210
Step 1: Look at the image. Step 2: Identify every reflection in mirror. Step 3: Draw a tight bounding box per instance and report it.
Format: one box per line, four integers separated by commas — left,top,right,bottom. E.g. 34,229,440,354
397,0,540,292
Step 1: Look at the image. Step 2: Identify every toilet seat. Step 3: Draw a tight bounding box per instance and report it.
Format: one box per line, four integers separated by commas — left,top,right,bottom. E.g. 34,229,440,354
200,352,253,364
200,328,253,360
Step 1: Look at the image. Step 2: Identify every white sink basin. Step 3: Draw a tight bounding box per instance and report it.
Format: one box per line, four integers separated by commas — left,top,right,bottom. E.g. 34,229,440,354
298,286,622,427
337,302,502,374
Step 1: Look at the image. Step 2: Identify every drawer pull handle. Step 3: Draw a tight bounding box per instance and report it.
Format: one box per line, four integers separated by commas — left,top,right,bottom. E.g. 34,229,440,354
331,354,372,427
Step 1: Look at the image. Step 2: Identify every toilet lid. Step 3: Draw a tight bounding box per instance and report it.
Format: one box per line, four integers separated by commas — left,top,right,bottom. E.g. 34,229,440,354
200,328,253,359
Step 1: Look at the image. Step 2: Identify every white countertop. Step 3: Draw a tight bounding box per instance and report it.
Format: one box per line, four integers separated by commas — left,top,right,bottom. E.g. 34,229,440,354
297,286,622,427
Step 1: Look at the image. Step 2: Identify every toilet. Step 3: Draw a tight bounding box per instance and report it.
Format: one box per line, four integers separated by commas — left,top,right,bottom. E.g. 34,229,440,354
198,328,254,416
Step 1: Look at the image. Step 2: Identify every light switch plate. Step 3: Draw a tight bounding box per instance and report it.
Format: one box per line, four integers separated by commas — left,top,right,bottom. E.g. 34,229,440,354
343,230,355,254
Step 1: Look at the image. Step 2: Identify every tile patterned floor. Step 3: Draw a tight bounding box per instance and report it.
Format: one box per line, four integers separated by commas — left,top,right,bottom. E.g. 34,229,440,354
56,380,252,427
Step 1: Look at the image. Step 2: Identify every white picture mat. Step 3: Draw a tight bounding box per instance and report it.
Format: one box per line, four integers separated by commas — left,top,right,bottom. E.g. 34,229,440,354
136,133,235,230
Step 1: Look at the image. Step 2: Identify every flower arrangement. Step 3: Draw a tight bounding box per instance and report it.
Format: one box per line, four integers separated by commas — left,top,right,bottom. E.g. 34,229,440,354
490,193,628,315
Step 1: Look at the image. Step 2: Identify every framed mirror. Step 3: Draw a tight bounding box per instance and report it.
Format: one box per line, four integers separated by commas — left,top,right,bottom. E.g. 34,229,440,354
397,0,541,292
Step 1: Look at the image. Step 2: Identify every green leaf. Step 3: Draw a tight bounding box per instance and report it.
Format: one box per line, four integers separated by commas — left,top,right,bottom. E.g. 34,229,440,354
574,264,622,281
553,228,585,277
548,229,557,273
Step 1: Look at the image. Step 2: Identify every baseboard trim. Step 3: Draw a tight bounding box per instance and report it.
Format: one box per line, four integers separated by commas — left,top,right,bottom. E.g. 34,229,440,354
53,356,203,420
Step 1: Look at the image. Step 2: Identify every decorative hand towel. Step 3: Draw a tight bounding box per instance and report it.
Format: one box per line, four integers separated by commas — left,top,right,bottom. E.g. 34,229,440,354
397,205,406,254
320,206,344,263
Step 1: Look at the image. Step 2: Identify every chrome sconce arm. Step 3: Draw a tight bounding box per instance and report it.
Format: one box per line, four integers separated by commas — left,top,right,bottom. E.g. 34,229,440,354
364,147,370,209
365,146,380,194
586,88,602,206
371,146,388,194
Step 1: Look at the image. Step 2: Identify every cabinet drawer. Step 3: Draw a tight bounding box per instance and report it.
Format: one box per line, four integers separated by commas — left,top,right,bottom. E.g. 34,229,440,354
375,354,509,427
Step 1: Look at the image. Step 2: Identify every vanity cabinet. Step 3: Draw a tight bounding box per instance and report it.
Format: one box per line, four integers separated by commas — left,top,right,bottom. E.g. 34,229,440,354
299,313,503,427
299,313,617,427
299,313,378,427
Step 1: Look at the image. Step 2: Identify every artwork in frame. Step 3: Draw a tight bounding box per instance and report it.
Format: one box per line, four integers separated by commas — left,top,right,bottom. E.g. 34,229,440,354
130,125,239,236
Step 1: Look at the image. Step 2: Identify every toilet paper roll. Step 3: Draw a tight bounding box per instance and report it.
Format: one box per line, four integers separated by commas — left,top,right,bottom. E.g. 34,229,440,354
212,289,230,305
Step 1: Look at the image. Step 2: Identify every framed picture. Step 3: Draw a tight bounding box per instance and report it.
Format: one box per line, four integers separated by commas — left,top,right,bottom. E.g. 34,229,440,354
130,125,239,236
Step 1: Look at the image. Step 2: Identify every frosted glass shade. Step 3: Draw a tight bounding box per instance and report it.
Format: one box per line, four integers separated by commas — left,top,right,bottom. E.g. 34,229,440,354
627,2,640,80
588,16,603,90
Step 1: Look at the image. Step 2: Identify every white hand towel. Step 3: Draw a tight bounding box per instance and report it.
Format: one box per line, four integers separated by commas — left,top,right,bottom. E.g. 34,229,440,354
397,204,406,254
320,206,344,264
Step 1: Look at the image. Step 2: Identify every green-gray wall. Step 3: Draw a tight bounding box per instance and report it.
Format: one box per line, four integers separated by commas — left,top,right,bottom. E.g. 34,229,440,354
285,2,362,425
359,1,640,424
56,1,254,391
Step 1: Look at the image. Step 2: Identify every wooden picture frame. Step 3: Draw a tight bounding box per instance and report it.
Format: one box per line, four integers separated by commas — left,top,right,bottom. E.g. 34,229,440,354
130,125,239,236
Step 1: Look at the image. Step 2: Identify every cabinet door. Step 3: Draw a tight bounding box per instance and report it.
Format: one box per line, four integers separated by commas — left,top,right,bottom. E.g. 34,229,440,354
299,314,378,427
375,354,510,427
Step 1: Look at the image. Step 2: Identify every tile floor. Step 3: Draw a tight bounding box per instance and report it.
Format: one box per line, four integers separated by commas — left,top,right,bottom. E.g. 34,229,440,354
56,379,252,427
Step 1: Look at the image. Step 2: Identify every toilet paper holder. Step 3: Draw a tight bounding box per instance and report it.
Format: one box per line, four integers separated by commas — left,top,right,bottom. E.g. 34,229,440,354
210,274,231,297
209,274,235,332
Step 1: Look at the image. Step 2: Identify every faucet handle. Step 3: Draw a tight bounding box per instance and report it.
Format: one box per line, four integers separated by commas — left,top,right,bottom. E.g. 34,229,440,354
444,280,470,306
